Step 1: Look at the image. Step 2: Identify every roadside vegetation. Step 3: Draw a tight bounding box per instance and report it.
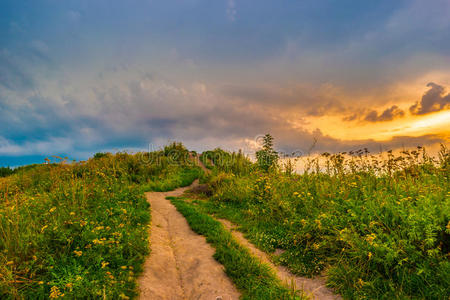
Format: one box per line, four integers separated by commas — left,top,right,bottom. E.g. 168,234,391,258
1,136,449,299
0,142,200,299
196,136,450,299
170,197,304,300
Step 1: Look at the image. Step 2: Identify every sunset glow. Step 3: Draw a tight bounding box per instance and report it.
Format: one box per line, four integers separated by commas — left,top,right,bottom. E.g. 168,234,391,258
304,109,450,142
0,0,449,165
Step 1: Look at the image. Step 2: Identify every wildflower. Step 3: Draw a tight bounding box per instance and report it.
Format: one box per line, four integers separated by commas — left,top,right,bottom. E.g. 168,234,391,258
69,212,75,216
92,238,101,244
314,219,322,229
312,243,320,250
41,225,48,233
49,207,56,213
73,250,83,257
101,261,109,268
49,286,64,298
120,266,127,270
365,233,376,245
80,220,87,227
368,252,372,260
38,281,44,285
357,278,365,287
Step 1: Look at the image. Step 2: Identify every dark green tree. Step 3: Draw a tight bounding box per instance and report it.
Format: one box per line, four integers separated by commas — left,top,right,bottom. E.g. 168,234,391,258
256,134,278,171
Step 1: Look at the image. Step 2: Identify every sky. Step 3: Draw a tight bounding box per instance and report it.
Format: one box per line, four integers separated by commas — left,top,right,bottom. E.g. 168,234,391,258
0,0,449,165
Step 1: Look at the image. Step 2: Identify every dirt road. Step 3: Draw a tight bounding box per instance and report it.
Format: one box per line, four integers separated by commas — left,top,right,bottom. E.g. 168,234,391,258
138,181,240,300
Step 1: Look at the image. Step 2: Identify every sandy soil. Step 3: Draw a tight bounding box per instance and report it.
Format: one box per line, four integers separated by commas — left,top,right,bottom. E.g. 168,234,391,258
219,219,342,300
138,181,240,300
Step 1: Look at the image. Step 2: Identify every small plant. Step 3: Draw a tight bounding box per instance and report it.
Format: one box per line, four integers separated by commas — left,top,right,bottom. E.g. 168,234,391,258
256,134,279,171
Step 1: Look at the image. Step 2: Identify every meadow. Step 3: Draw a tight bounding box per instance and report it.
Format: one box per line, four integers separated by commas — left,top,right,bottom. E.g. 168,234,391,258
0,143,201,299
1,138,449,299
197,141,450,299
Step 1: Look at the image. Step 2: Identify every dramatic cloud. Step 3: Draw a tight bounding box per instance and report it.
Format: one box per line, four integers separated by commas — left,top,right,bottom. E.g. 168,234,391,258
364,105,405,122
1,0,449,165
220,83,348,117
410,82,450,115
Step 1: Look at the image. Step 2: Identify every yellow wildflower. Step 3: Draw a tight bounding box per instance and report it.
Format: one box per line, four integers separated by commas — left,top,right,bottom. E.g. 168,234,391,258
49,286,63,298
101,261,109,268
357,278,365,287
73,250,83,257
365,233,376,245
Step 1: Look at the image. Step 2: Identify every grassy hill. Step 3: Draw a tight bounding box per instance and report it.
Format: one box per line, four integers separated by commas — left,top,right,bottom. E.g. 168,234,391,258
1,140,449,299
0,143,201,299
196,144,450,299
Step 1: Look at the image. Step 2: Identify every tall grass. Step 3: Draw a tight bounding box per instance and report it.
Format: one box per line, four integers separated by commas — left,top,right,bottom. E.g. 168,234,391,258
0,143,200,299
201,145,450,299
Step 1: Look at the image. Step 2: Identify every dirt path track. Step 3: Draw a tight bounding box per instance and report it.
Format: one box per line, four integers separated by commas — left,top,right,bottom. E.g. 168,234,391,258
138,181,240,300
219,219,341,300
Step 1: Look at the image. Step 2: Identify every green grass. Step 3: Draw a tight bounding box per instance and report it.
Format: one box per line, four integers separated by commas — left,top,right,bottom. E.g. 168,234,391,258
169,197,305,300
200,146,450,299
141,167,202,192
0,167,15,178
0,143,201,299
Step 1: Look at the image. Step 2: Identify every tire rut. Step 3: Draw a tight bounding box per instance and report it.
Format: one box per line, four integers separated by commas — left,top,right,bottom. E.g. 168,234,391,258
138,181,240,300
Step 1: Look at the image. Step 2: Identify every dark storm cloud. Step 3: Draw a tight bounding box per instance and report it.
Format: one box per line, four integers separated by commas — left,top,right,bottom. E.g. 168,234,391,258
364,105,405,122
0,72,447,160
1,0,449,164
410,82,450,115
220,84,347,117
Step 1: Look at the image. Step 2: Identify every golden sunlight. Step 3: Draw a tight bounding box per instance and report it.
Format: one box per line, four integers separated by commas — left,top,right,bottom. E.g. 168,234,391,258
300,109,450,143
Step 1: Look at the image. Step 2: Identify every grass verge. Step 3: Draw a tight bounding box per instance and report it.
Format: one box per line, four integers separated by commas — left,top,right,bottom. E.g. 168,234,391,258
169,197,305,300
